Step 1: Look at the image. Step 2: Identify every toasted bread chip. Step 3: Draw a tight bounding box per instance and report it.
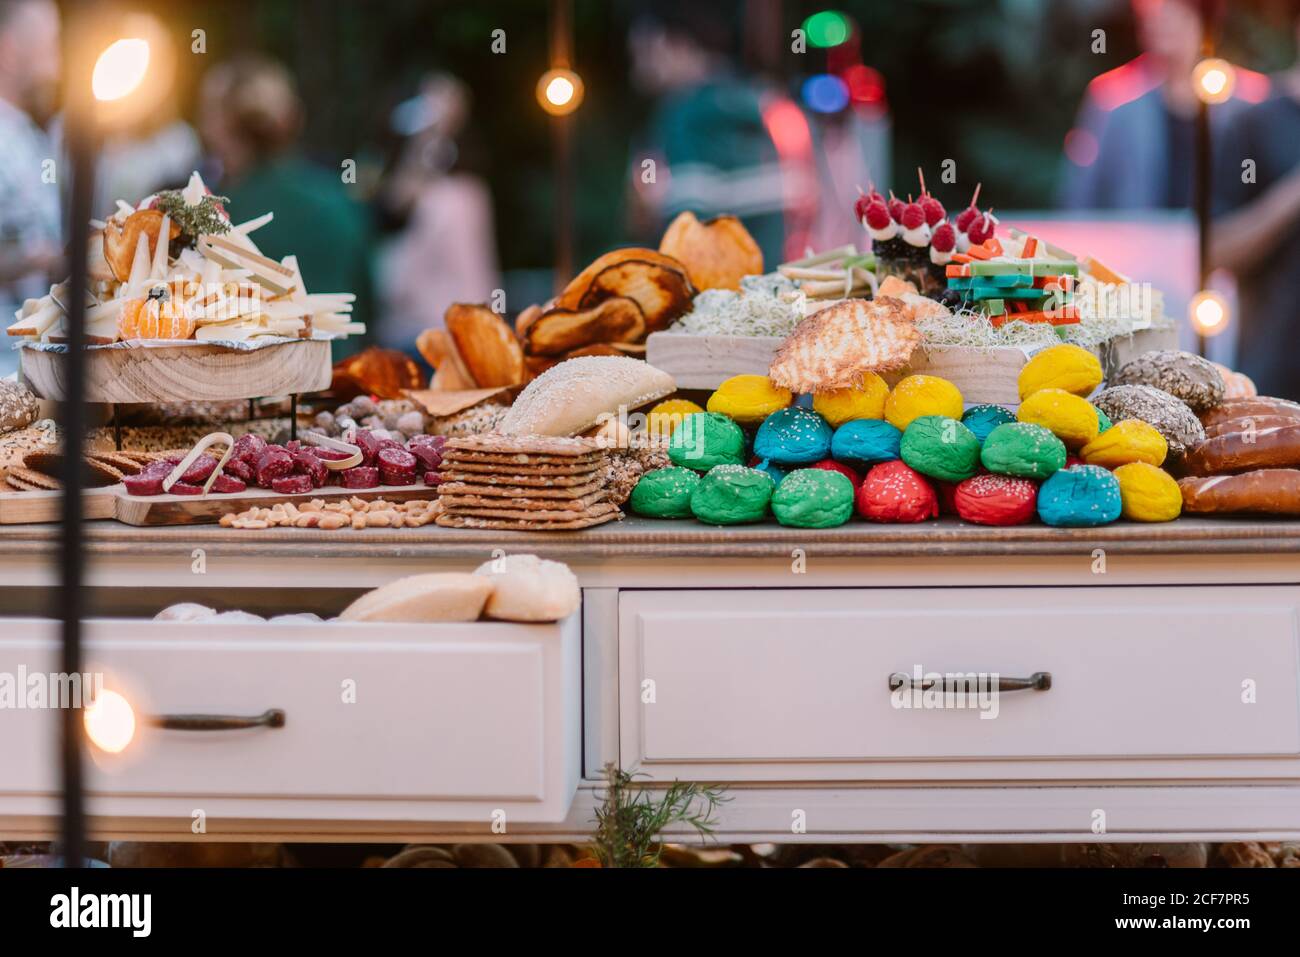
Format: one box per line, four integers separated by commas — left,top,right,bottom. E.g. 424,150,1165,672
515,303,544,343
577,260,694,334
522,296,646,357
444,303,526,388
555,248,689,312
658,211,763,292
769,297,922,393
102,209,180,282
417,327,478,390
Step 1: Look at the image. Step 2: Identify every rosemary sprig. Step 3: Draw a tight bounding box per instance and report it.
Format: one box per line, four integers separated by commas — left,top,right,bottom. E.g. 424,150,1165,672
153,190,231,241
590,763,729,868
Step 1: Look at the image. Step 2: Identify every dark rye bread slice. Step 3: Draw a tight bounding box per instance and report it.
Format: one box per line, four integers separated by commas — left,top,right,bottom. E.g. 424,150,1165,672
438,476,605,499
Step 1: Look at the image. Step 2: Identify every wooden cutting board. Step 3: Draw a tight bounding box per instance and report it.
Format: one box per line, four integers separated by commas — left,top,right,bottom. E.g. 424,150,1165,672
112,482,436,526
0,487,118,525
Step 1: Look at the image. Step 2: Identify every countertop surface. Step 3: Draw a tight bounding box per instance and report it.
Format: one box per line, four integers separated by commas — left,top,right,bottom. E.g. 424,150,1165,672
0,515,1298,560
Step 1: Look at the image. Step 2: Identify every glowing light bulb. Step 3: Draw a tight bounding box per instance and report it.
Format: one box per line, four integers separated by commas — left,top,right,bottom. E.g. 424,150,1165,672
1189,290,1230,337
1193,58,1236,105
537,68,583,116
92,38,151,102
84,689,136,753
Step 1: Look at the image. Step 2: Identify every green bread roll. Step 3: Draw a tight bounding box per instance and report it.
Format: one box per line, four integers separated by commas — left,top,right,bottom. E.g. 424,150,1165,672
772,469,855,528
898,415,981,482
980,422,1067,479
629,467,701,519
668,412,746,471
689,464,774,525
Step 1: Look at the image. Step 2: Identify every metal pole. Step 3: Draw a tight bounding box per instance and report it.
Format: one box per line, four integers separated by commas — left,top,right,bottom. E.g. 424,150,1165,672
550,0,575,292
1194,7,1213,357
59,6,98,867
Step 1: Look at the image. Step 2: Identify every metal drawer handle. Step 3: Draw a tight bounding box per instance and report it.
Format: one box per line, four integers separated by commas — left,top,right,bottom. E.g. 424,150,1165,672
888,672,1051,693
149,709,286,731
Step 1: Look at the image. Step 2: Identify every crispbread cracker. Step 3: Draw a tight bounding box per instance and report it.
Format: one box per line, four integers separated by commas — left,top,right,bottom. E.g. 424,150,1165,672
440,490,609,512
89,451,144,475
6,467,60,490
435,507,620,531
5,475,46,492
439,477,606,499
441,450,603,468
447,433,601,457
442,501,618,522
440,459,600,477
441,468,601,487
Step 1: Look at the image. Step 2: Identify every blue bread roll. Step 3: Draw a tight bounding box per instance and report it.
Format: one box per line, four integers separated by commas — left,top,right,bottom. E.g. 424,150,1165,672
752,407,833,466
1036,465,1123,527
961,403,1017,444
830,419,902,467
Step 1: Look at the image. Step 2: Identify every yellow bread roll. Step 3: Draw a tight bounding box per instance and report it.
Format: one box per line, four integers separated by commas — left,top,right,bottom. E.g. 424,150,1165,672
1080,418,1168,468
1017,388,1100,450
1114,462,1182,522
707,374,792,426
1018,344,1103,400
647,398,704,436
813,372,889,427
884,375,963,431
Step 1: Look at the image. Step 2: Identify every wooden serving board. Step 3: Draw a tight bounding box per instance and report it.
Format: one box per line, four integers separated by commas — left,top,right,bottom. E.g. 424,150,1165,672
20,338,331,403
0,487,117,525
112,483,436,526
646,327,1180,404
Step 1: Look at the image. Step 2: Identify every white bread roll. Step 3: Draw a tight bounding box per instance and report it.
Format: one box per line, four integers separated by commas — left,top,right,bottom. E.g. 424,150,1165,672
474,554,581,622
499,356,675,437
340,573,493,623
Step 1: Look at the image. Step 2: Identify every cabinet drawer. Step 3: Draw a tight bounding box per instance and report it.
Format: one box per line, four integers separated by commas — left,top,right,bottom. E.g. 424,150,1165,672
0,616,579,823
619,588,1300,781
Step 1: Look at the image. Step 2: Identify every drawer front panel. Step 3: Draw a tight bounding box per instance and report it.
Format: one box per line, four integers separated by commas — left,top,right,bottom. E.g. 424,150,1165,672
619,588,1300,776
0,616,579,822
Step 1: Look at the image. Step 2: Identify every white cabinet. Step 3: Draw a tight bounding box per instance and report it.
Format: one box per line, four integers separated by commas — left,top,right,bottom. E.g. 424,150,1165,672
0,616,580,824
619,588,1300,782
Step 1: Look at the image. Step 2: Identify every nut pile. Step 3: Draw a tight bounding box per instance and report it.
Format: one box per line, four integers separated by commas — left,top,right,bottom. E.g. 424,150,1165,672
219,496,442,530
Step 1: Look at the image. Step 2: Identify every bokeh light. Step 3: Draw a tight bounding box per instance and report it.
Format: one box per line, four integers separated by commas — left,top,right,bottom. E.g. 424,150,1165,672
537,67,584,116
1189,290,1231,337
92,38,150,102
804,11,850,48
1192,58,1236,105
84,689,136,754
802,74,850,114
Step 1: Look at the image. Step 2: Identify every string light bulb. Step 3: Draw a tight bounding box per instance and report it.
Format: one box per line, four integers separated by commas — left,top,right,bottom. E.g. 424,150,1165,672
84,688,137,753
1189,290,1231,337
537,67,583,116
1193,58,1236,105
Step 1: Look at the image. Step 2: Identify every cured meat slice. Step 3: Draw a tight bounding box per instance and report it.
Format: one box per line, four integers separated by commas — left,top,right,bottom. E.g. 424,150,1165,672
210,472,247,494
340,466,380,489
271,473,314,495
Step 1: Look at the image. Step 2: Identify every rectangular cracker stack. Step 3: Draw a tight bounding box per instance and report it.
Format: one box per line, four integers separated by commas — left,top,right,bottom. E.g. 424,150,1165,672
434,433,622,531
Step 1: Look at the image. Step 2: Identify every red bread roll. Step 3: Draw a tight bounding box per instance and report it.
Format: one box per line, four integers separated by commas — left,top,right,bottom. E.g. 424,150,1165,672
1204,413,1300,440
856,461,939,523
1179,469,1300,516
1182,424,1300,476
953,474,1038,526
1199,397,1300,428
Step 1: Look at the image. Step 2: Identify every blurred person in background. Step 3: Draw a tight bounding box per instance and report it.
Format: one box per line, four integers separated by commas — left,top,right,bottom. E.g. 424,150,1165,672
198,55,373,345
1060,0,1249,209
89,93,202,216
1211,6,1300,400
627,0,813,265
373,73,498,348
0,0,60,376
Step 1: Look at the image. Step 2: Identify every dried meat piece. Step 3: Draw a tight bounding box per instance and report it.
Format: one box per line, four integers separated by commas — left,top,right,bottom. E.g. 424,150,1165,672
340,466,380,489
255,447,293,487
224,456,255,482
354,430,383,467
168,481,205,495
180,453,219,484
122,472,165,496
210,472,247,494
408,442,443,472
234,433,267,464
293,450,329,488
424,471,444,487
271,473,314,495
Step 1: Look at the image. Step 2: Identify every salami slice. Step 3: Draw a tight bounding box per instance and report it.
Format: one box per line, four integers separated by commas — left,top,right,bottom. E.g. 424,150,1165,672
168,481,205,495
408,443,443,472
354,430,383,466
234,434,267,464
311,448,353,462
340,466,380,489
224,456,255,482
210,472,248,494
122,473,165,496
271,473,314,495
256,447,294,487
181,454,219,484
293,450,329,488
424,471,444,487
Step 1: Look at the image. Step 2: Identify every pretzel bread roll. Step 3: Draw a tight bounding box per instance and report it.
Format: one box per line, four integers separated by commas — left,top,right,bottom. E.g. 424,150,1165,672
1182,424,1300,476
1179,469,1300,516
1199,396,1300,428
1204,413,1300,440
